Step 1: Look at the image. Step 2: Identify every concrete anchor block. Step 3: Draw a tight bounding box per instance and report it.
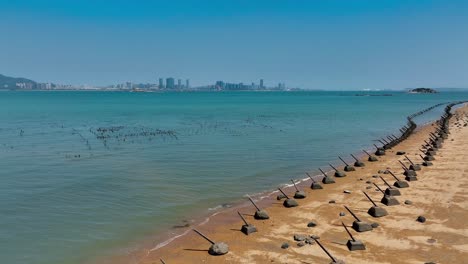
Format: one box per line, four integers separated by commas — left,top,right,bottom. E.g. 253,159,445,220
322,176,336,184
381,195,400,206
347,240,366,251
352,221,373,232
241,224,257,235
254,210,270,220
283,198,298,208
405,175,418,181
209,242,229,255
367,206,388,217
385,187,401,196
311,182,323,189
294,191,307,199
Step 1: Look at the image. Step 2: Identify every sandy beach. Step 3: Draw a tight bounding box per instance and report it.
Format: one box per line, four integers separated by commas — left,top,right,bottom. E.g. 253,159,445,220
136,104,468,264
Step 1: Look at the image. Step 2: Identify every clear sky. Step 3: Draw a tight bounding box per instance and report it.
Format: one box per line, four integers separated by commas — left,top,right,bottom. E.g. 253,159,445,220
1,0,467,89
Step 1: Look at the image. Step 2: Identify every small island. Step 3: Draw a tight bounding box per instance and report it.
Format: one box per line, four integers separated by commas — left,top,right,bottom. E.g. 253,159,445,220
408,87,438,94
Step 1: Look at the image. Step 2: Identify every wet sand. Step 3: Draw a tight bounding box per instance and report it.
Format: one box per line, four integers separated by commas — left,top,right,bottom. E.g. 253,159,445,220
136,104,468,264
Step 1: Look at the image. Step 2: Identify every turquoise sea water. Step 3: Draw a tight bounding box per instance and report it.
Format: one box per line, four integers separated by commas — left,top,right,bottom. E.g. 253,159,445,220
1,90,467,264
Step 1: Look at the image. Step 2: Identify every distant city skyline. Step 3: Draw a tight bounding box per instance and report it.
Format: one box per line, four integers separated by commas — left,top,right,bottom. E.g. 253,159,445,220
1,1,468,89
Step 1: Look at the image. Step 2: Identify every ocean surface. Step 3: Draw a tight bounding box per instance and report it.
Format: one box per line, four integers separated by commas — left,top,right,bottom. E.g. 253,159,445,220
1,90,467,264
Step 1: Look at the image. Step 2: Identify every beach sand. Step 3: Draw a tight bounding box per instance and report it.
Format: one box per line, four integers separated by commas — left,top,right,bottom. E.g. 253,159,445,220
136,104,468,264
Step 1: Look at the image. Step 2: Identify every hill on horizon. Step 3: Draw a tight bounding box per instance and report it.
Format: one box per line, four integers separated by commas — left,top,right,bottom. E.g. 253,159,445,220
0,74,36,89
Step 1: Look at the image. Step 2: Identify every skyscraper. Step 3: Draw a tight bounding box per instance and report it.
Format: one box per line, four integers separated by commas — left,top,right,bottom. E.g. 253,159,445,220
260,79,264,89
186,79,190,89
177,79,182,89
166,78,175,89
159,78,164,89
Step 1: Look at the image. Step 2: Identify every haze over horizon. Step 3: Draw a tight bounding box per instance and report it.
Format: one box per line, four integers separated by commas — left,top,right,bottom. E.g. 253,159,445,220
1,0,467,89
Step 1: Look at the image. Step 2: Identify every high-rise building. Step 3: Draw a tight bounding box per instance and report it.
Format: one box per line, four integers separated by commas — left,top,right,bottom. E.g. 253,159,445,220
177,79,182,89
186,79,190,89
159,78,164,89
166,78,175,89
260,79,264,89
126,82,133,89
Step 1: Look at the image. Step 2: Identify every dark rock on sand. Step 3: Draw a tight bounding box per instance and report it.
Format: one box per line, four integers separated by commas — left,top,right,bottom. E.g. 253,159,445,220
281,242,289,249
405,200,413,205
417,216,426,223
339,212,346,216
371,222,379,228
396,151,406,155
294,234,307,241
297,242,305,247
307,221,317,227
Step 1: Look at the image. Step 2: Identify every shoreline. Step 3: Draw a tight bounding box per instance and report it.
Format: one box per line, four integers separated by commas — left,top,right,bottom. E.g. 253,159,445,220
99,102,468,264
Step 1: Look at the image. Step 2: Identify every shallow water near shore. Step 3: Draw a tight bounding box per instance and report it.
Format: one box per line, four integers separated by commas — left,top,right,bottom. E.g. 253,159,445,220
1,90,467,264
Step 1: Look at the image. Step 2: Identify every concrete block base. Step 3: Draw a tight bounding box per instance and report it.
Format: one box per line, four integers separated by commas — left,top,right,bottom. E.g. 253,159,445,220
347,240,366,251
294,191,307,199
381,195,400,206
254,210,270,220
405,175,418,181
352,220,373,232
394,180,409,188
322,176,336,184
311,182,323,189
334,171,347,177
241,224,257,235
385,187,401,196
354,161,365,167
368,206,388,217
283,198,298,208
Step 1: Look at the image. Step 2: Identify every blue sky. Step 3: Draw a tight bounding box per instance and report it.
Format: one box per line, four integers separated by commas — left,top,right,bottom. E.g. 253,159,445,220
1,0,467,89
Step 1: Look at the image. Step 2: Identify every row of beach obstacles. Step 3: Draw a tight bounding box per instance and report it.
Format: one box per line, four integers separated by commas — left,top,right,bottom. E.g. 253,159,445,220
162,101,467,263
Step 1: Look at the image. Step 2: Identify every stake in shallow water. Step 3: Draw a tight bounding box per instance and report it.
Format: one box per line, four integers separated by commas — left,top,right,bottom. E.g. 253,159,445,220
344,205,373,232
247,196,269,220
363,191,388,217
319,168,336,184
362,149,378,162
339,156,356,172
350,154,365,167
381,138,390,145
329,163,347,177
160,258,166,264
306,172,323,189
278,187,298,208
237,211,257,235
342,222,366,251
379,176,401,196
291,179,307,199
373,183,400,206
192,229,229,256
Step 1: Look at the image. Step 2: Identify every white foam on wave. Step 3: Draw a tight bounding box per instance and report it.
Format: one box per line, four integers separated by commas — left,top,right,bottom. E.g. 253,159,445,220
149,229,191,252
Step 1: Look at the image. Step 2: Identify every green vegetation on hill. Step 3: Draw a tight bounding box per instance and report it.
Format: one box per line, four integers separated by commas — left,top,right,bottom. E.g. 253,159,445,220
0,74,36,89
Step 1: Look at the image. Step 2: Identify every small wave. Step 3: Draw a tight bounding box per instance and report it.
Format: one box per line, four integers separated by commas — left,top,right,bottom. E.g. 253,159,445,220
149,229,191,252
